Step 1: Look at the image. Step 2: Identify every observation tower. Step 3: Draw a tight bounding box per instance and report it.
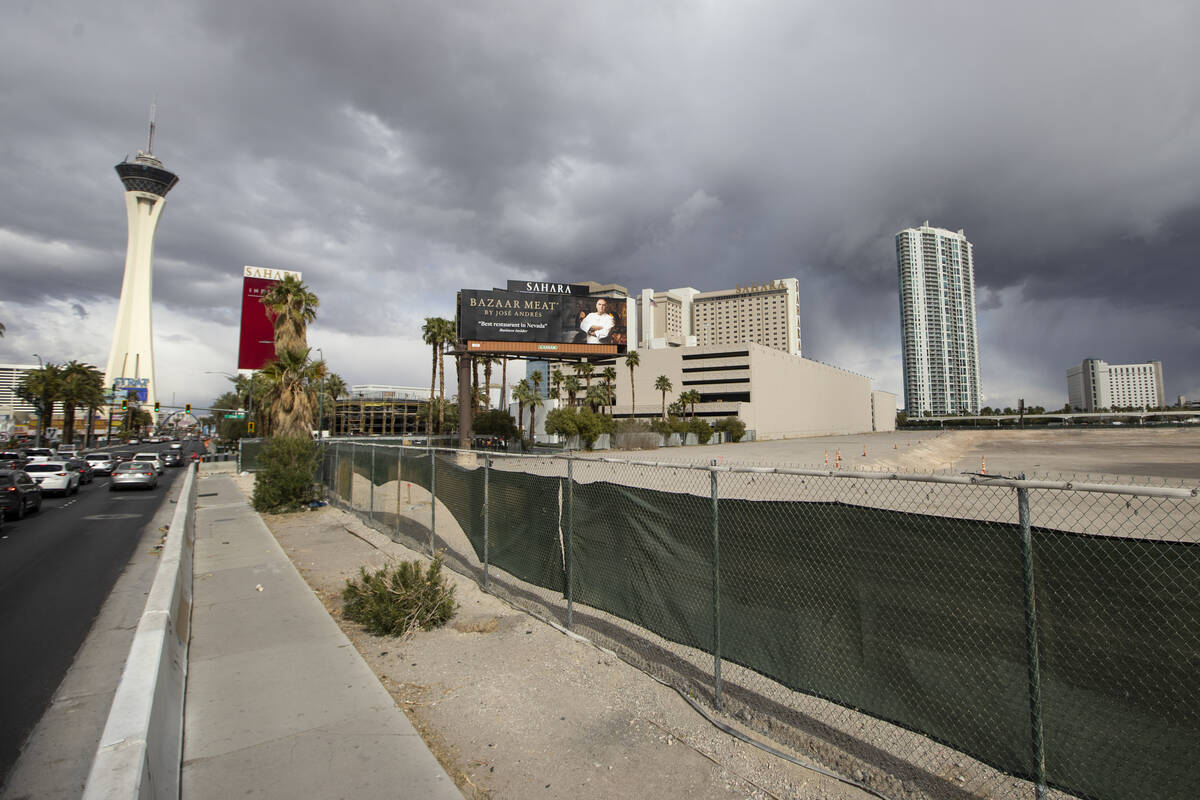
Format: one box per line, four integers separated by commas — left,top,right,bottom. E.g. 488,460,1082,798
104,111,179,418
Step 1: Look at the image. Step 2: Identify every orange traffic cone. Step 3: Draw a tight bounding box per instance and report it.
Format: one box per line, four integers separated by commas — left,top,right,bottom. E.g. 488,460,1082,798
862,444,867,457
824,449,828,466
981,455,987,475
894,442,898,449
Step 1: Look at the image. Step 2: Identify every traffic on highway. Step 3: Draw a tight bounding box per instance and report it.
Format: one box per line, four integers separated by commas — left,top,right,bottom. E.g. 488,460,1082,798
0,438,209,788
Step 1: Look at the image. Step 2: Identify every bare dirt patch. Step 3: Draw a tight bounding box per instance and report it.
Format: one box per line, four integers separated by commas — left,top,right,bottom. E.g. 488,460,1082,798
231,474,878,800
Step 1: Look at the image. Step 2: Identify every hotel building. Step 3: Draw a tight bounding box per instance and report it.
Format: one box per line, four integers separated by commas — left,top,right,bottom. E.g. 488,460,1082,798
896,222,981,415
637,279,801,355
1067,359,1164,411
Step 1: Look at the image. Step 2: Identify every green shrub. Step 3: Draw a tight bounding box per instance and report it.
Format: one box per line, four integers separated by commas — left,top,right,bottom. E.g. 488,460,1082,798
474,408,519,440
342,556,457,637
687,417,714,444
713,416,746,442
545,406,615,448
251,436,319,512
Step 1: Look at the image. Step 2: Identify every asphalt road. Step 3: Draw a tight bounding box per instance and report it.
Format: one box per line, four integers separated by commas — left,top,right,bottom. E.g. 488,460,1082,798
0,442,203,787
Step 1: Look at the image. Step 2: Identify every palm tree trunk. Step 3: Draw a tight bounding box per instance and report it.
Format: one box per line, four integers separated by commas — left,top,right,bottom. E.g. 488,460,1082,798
629,366,636,420
472,357,480,413
483,360,493,410
437,343,446,434
429,342,438,434
500,358,508,415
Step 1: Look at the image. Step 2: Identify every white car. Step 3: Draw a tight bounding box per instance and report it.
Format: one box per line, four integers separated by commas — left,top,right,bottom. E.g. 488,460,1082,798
24,461,81,495
85,452,118,475
133,452,165,475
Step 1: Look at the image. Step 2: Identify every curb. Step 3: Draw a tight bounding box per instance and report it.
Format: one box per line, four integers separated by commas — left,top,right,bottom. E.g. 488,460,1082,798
82,462,198,800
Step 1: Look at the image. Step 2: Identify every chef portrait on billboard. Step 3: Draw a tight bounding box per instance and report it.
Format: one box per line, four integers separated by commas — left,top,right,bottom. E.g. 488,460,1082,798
580,298,615,343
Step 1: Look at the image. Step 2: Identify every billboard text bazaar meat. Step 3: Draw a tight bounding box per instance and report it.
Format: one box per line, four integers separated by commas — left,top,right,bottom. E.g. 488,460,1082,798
458,289,627,356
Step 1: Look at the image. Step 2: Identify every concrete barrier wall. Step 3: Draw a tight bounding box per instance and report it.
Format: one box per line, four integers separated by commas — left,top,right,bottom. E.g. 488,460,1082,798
83,462,198,800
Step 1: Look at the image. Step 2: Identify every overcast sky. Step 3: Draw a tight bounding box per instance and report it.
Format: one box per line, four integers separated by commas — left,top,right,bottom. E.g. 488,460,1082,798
2,1,1199,412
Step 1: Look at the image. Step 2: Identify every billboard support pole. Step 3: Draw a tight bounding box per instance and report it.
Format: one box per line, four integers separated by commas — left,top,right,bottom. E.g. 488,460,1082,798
456,349,472,450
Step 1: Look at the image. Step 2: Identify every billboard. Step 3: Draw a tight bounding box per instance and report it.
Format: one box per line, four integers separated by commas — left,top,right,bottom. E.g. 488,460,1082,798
238,266,302,370
113,377,148,403
459,288,628,356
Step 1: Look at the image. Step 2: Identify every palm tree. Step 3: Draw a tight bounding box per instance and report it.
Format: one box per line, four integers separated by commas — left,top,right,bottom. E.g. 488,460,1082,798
259,347,322,438
500,357,508,415
526,389,544,443
325,373,347,434
562,375,581,408
514,378,532,435
550,368,564,405
481,356,498,410
529,370,543,403
574,362,595,393
602,367,617,412
260,275,319,355
585,383,607,413
624,350,640,419
654,375,673,420
0,320,5,336
17,364,63,446
422,317,442,434
434,318,456,434
681,389,702,418
59,361,103,445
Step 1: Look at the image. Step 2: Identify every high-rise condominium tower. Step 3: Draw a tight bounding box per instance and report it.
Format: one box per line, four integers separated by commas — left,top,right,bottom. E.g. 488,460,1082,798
896,222,980,416
104,123,179,416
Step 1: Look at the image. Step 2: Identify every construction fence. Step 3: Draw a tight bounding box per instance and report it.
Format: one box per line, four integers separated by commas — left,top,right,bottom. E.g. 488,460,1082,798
253,438,1200,800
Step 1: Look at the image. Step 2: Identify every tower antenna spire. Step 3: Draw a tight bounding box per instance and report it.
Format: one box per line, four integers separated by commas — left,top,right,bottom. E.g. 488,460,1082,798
147,97,157,155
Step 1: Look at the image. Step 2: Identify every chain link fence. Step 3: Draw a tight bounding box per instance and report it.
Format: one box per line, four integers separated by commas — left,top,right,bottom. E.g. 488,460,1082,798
313,440,1199,800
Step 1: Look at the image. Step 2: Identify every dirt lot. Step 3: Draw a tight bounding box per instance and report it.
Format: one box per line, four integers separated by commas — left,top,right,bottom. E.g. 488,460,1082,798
235,472,882,800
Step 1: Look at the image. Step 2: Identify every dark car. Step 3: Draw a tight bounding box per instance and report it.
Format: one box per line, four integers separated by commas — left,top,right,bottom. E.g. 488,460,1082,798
0,451,26,470
1,469,43,520
66,457,95,485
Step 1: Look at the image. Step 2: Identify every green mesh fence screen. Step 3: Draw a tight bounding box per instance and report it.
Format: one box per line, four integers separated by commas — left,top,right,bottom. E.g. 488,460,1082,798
720,498,1032,780
1033,530,1200,800
433,456,486,555
572,481,714,653
487,469,565,593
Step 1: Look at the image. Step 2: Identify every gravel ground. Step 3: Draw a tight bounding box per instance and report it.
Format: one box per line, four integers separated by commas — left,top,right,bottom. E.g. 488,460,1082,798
232,474,881,800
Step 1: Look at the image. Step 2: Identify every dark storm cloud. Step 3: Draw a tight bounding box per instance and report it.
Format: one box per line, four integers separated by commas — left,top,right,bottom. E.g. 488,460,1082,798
2,1,1199,405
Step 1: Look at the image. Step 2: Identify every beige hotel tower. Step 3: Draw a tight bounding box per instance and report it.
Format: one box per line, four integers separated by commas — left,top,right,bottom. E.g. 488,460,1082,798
104,122,179,415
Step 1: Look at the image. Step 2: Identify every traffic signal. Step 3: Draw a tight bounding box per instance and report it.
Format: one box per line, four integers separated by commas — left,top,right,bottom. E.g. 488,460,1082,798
154,401,161,412
121,398,128,411
247,421,255,434
185,403,192,413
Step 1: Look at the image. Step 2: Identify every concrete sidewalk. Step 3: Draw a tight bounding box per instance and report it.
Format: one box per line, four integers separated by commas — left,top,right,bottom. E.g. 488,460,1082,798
181,475,461,799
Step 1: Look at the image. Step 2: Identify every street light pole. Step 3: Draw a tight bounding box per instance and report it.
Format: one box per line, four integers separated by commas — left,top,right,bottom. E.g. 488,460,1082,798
32,353,44,448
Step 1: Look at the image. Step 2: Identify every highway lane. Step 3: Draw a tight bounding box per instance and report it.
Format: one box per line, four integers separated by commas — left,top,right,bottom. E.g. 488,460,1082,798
0,442,203,787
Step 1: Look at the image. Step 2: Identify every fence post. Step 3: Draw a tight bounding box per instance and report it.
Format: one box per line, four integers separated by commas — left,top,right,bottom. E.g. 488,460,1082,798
711,465,722,711
566,452,575,631
429,446,436,556
1018,476,1047,800
483,454,490,592
369,445,376,523
335,445,341,502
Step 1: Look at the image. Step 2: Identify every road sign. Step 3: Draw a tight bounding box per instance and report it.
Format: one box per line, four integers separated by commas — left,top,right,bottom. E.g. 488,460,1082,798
225,412,246,419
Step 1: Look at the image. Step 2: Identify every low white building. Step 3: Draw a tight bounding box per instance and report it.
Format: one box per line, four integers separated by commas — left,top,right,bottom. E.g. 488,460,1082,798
583,343,894,439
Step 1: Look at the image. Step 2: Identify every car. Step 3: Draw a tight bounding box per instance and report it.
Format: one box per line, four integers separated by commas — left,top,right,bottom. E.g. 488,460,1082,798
66,457,95,484
168,442,183,450
23,460,80,496
125,438,139,445
161,450,184,468
23,447,55,463
0,451,27,470
133,452,165,475
0,469,43,519
57,443,80,457
85,452,118,475
110,461,159,491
